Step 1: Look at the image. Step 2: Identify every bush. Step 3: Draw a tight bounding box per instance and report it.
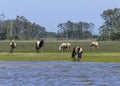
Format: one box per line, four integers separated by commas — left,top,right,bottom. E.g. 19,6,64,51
111,32,120,40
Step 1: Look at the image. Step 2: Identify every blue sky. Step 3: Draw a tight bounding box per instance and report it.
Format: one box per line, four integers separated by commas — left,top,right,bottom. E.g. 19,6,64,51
0,0,120,34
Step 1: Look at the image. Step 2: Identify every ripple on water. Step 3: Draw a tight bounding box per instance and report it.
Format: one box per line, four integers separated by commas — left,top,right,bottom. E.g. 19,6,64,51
0,61,120,86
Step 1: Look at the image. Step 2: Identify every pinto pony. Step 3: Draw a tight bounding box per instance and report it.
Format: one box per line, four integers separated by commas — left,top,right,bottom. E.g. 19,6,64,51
10,39,16,53
72,47,83,61
36,39,44,53
91,41,99,49
58,42,71,51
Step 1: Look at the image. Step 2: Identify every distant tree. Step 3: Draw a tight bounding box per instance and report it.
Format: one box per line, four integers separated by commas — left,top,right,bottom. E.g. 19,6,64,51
0,15,47,40
110,32,120,40
57,20,94,39
100,8,120,40
0,13,5,34
65,20,74,39
0,32,6,40
57,23,67,39
76,22,94,39
46,32,57,38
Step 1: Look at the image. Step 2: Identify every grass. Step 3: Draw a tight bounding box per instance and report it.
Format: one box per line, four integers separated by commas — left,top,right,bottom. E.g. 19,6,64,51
0,52,120,62
83,52,120,62
0,40,120,62
0,52,71,61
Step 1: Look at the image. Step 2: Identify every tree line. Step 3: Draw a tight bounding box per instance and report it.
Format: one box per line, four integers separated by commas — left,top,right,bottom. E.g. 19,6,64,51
0,15,47,40
99,8,120,40
0,8,120,40
57,8,120,40
57,20,94,40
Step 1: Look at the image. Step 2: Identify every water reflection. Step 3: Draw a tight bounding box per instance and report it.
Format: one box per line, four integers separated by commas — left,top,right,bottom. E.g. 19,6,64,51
0,61,120,86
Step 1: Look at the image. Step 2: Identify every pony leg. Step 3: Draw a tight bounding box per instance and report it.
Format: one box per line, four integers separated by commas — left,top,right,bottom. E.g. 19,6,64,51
72,56,76,61
36,47,39,53
74,57,76,61
10,48,13,53
36,45,39,53
72,53,76,61
72,51,76,61
77,57,82,61
78,54,82,61
72,54,76,61
78,53,82,61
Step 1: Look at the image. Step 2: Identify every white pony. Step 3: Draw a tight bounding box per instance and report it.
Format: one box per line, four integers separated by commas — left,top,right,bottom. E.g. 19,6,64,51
66,42,71,50
58,42,71,51
91,41,99,49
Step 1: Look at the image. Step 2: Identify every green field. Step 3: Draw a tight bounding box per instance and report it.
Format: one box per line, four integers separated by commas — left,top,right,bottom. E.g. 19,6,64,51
0,40,120,62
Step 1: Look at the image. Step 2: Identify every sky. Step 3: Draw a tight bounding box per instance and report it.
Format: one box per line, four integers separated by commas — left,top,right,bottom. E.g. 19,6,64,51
0,0,120,34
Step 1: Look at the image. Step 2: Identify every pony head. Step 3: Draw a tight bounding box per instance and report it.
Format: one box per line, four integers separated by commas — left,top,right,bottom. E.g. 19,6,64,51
58,43,67,51
12,39,15,42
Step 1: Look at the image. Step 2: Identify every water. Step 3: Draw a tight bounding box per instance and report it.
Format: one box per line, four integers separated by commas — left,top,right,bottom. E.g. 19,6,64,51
0,61,120,86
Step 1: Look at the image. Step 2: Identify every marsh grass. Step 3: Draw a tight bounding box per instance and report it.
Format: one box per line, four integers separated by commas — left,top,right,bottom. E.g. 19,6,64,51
0,40,120,62
0,52,72,61
0,52,120,62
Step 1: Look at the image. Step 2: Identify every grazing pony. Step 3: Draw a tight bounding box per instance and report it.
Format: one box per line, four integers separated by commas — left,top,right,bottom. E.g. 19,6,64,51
72,47,83,61
10,39,16,53
36,39,44,53
91,41,99,49
66,42,71,50
58,42,71,51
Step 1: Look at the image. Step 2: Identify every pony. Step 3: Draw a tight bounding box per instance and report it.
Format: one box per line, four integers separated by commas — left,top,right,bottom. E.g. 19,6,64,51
36,39,44,53
10,39,16,53
58,42,71,51
72,47,83,61
66,42,71,50
91,41,99,49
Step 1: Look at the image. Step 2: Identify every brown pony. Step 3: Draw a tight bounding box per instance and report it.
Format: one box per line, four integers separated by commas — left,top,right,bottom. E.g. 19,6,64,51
72,47,83,61
10,40,16,53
